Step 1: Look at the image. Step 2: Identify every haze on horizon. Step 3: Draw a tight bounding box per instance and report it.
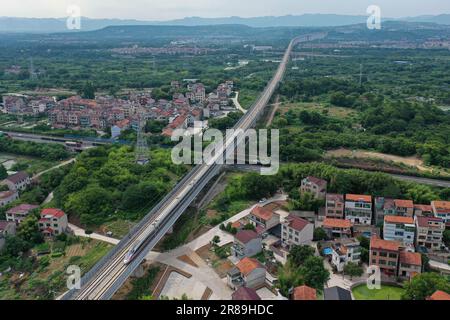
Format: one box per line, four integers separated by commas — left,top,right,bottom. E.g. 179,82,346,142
1,0,450,21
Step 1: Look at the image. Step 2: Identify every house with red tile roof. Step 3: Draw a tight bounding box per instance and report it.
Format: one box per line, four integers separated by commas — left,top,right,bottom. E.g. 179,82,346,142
415,216,445,252
427,290,450,301
383,215,415,246
248,206,280,232
292,285,317,301
281,214,313,247
6,204,39,224
300,176,327,200
345,194,373,225
394,199,414,217
323,218,352,239
413,204,433,217
111,118,131,139
232,287,261,301
227,257,266,290
232,230,262,259
370,237,401,277
398,251,422,280
330,238,361,272
38,208,68,237
431,200,450,224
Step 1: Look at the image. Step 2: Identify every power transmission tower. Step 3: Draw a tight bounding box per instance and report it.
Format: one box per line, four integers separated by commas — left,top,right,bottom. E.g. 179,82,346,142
135,117,150,165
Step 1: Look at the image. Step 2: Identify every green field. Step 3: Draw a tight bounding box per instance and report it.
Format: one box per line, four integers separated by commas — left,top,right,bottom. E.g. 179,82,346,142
352,284,405,300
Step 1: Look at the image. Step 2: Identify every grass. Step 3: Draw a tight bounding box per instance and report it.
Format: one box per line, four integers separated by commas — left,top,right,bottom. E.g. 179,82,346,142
352,284,405,300
100,219,136,239
126,266,161,300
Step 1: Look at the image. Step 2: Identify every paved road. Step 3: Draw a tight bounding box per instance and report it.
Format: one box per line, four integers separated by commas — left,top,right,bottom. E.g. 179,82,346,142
231,91,248,114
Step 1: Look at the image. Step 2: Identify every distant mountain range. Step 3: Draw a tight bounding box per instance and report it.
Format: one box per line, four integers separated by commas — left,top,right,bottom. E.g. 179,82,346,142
1,14,450,33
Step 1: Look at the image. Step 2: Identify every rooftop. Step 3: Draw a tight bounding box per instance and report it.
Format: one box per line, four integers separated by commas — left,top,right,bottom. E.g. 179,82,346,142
346,194,372,203
384,215,414,225
235,230,259,244
399,251,421,266
416,216,444,228
41,208,66,219
323,218,352,229
284,214,310,232
428,290,450,301
231,287,261,301
293,285,317,301
395,199,414,209
431,201,450,212
324,286,352,301
250,206,274,221
370,236,400,252
236,257,264,276
303,176,327,188
7,204,39,215
326,193,344,202
5,171,29,184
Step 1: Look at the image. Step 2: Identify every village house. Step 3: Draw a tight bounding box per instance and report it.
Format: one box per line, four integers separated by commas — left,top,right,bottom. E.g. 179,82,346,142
427,290,450,301
231,287,261,301
111,118,131,139
0,220,16,251
0,190,19,207
38,208,68,237
324,286,352,300
394,199,415,217
383,215,415,247
431,200,450,225
322,218,353,239
300,176,327,200
6,204,39,224
292,285,317,301
227,257,266,290
398,251,422,280
345,194,373,225
415,216,445,252
281,214,313,247
370,237,401,277
248,206,280,234
414,204,433,217
325,194,345,219
231,230,262,259
330,238,361,272
1,171,31,191
375,197,396,225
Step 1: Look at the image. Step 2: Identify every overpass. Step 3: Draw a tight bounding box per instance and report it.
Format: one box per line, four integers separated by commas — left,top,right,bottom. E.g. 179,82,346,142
63,34,323,300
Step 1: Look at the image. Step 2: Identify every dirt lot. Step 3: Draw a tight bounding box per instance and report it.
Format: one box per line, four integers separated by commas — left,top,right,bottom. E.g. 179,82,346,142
196,244,234,278
326,148,450,176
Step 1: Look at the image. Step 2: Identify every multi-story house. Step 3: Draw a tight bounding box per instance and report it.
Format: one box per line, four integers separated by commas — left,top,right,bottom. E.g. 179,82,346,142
292,285,317,301
394,199,414,217
375,197,396,225
1,171,31,191
431,201,450,224
248,206,280,233
0,190,19,207
330,238,361,272
6,204,39,224
227,257,266,289
326,194,345,219
38,208,68,236
323,218,352,239
231,230,262,259
345,194,373,225
300,176,327,200
398,251,422,280
383,215,415,247
281,214,313,247
370,237,401,277
414,204,433,217
415,216,445,252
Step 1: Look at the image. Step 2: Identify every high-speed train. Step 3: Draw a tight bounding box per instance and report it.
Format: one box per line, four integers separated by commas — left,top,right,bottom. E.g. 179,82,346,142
123,220,160,265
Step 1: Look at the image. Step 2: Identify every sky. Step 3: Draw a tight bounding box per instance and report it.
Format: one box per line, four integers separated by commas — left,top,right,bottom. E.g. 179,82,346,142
1,0,450,20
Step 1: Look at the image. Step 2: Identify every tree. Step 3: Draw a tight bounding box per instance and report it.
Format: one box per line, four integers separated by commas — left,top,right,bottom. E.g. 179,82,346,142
299,256,330,290
313,227,327,241
288,245,315,267
81,81,95,99
343,262,364,279
243,223,256,231
17,213,43,244
402,273,450,300
212,235,221,246
0,164,7,180
444,230,450,248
